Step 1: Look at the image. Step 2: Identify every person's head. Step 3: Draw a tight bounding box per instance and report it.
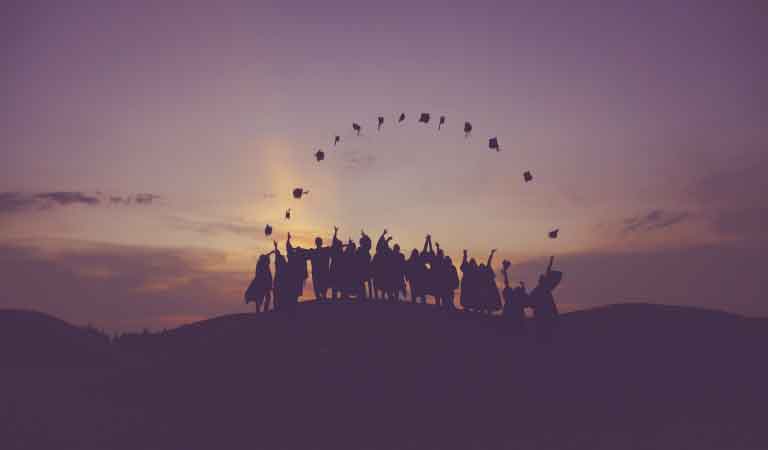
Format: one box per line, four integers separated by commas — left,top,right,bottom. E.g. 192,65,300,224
437,248,444,258
479,263,486,270
469,258,477,268
347,242,356,253
445,255,452,265
410,249,419,258
393,244,400,253
315,237,323,248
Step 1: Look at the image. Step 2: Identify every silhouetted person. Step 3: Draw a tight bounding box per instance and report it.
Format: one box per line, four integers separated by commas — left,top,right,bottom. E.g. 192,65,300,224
501,260,526,333
282,233,309,315
244,251,274,313
391,244,407,301
531,256,561,343
460,250,479,312
406,248,426,304
478,249,502,314
442,254,459,310
358,230,373,299
273,240,288,312
309,227,337,301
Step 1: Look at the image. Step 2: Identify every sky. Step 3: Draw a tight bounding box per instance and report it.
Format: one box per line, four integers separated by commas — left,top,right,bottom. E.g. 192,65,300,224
1,0,767,331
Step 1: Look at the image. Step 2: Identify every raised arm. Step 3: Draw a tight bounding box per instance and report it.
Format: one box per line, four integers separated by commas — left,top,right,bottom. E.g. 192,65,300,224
462,249,468,266
486,249,497,267
273,240,281,256
286,232,294,255
546,256,554,275
376,229,388,252
502,266,510,288
422,235,430,254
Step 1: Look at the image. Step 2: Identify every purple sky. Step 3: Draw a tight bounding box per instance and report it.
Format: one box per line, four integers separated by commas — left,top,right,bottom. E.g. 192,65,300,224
1,1,767,330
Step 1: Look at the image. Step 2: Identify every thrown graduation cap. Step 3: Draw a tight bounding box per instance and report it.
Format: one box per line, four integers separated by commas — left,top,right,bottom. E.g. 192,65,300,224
398,113,406,123
464,122,472,137
418,113,431,124
264,224,273,236
285,209,291,220
334,135,341,146
523,171,533,182
352,123,361,135
548,229,559,239
315,149,325,162
438,115,446,130
377,116,384,131
292,188,309,199
489,137,500,151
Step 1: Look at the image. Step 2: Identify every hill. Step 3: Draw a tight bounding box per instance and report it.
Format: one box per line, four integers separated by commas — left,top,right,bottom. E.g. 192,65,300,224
1,301,767,449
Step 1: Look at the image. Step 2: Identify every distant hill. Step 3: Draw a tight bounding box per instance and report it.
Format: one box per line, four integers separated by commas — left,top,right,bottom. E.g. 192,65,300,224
1,302,767,449
0,309,113,368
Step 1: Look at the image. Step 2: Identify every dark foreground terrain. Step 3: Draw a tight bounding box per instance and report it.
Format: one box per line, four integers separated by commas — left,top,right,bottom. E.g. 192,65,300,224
1,302,767,449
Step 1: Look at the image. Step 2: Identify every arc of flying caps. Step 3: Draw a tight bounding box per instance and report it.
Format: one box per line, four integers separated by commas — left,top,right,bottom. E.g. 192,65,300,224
489,137,500,151
523,171,533,182
292,188,309,199
377,116,384,131
334,135,340,146
438,115,445,130
264,224,273,236
314,149,325,162
398,113,406,123
418,113,431,124
464,122,472,137
548,229,559,239
352,123,361,135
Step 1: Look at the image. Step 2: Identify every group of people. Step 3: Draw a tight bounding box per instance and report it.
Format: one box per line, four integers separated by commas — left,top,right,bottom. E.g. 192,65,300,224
245,227,562,338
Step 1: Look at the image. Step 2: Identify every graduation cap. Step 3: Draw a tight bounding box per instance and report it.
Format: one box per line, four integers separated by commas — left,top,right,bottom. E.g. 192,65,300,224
489,137,500,152
398,113,406,123
264,224,273,236
292,188,308,199
285,209,291,220
315,149,325,162
464,122,472,137
334,135,340,146
438,115,446,130
418,113,431,124
523,171,533,182
352,123,361,136
377,116,384,131
548,229,559,239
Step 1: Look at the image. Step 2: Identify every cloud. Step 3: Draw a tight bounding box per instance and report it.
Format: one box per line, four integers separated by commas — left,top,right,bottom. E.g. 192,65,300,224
0,239,247,332
622,209,690,233
34,191,100,206
0,191,161,215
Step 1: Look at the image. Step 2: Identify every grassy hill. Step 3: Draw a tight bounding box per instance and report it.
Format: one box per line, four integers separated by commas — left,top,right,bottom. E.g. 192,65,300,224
1,301,767,449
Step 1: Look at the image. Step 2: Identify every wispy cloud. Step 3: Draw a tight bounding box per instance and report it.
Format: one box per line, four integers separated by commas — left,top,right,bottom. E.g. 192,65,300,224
622,209,690,233
0,191,161,215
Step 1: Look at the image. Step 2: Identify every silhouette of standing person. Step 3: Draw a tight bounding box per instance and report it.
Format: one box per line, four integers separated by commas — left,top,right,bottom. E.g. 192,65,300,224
284,233,308,315
406,248,426,304
329,228,345,300
273,240,288,312
531,256,561,343
501,260,526,334
479,249,502,314
443,254,459,311
358,230,373,300
309,227,337,301
460,250,479,312
244,251,274,313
